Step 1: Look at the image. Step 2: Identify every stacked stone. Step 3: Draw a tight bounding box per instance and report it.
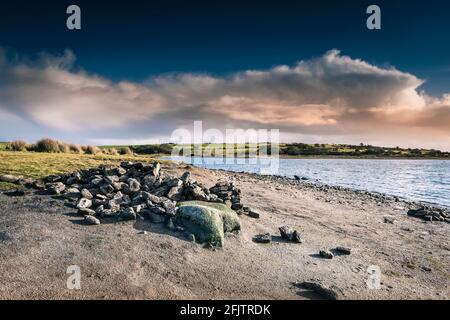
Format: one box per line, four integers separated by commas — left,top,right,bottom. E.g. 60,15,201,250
42,162,247,225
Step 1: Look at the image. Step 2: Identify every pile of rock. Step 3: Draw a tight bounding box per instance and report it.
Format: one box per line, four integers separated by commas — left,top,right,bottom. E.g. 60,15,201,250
41,161,247,226
407,206,450,223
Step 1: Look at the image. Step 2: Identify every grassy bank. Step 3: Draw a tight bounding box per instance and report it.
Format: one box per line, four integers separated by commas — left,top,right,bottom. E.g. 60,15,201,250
0,151,159,190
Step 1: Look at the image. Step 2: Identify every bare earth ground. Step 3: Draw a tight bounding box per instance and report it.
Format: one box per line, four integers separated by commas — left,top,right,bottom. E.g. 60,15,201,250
0,164,449,300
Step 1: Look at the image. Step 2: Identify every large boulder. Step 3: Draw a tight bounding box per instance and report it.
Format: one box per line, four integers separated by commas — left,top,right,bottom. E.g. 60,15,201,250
176,201,241,247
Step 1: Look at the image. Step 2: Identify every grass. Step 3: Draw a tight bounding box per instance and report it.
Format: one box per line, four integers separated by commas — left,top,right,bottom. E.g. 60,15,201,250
0,181,23,191
0,151,160,182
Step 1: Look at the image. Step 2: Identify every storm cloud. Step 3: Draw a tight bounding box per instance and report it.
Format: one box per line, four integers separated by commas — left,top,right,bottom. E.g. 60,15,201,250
0,49,449,150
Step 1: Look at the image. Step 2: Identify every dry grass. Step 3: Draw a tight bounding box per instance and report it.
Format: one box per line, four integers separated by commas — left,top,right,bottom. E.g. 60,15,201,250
0,151,161,181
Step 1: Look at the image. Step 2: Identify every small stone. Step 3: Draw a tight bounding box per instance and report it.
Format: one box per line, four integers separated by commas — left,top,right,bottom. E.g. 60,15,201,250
180,171,191,182
279,226,303,243
77,198,92,209
247,208,260,219
253,233,272,244
152,162,161,177
48,182,65,195
298,281,340,300
78,208,96,216
119,207,136,220
127,178,141,193
334,246,352,255
99,183,114,195
319,250,334,259
81,188,93,199
231,203,243,211
384,216,396,224
166,178,182,188
65,188,80,199
84,215,101,225
103,175,119,184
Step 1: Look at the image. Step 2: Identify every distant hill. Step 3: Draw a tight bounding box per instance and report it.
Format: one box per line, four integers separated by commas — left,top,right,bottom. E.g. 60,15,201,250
99,142,450,159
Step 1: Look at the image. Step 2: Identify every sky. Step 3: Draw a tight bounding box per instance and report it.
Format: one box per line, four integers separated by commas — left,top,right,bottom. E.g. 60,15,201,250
0,0,449,150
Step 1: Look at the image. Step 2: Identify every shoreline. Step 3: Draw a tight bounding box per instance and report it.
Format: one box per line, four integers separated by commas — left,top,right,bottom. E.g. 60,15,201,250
155,154,450,161
168,159,450,212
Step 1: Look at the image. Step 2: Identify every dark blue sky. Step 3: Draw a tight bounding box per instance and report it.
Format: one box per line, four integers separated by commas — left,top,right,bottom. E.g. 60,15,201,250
1,0,449,95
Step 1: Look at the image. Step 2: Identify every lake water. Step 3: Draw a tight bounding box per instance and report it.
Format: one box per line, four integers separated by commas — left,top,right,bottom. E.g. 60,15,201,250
167,156,450,208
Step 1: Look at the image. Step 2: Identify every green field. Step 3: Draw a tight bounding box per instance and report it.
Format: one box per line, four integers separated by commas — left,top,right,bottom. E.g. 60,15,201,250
0,151,159,190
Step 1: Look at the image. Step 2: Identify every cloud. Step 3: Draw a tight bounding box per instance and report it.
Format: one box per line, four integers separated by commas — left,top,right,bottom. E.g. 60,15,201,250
0,48,449,150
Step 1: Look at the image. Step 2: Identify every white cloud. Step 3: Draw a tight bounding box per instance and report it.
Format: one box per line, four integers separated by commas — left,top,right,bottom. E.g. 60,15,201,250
0,48,449,150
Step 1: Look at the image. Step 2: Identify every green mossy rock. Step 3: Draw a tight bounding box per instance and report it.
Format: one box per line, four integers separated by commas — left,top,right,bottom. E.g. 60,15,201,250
176,201,241,247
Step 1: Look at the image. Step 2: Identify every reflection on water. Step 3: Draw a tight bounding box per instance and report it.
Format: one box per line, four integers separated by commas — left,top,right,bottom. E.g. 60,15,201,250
167,156,450,208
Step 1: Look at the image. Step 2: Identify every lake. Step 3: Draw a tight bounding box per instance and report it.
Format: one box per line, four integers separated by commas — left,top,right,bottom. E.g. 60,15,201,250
166,156,450,208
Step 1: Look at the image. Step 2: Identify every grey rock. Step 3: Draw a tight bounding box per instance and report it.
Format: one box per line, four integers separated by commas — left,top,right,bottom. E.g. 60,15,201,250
247,208,260,219
78,208,96,216
48,182,66,195
298,281,341,300
119,207,136,220
334,246,352,255
152,162,161,177
127,178,141,193
231,203,243,211
253,233,272,244
180,171,191,182
90,178,103,186
99,183,114,195
192,186,210,201
65,188,80,199
84,215,101,225
167,185,184,201
319,250,334,259
143,174,157,186
166,178,182,188
279,226,302,243
103,175,119,184
81,188,93,200
384,216,396,224
112,182,126,191
77,198,92,209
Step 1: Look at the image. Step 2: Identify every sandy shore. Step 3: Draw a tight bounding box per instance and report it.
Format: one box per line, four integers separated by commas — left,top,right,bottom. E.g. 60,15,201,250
0,163,449,300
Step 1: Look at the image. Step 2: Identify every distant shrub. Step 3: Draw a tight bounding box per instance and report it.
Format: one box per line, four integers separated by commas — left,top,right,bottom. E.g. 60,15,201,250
35,138,61,153
107,148,119,156
69,144,83,153
119,147,133,155
100,148,119,156
84,145,100,155
58,142,70,153
6,140,29,151
131,144,173,155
